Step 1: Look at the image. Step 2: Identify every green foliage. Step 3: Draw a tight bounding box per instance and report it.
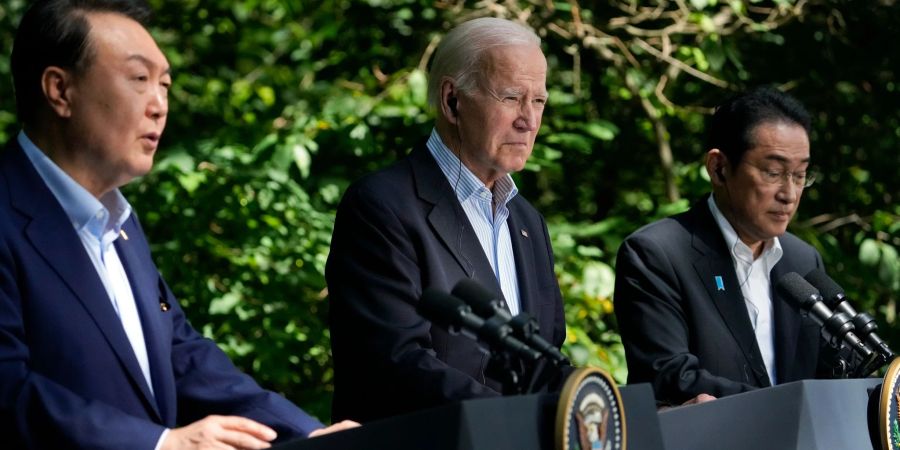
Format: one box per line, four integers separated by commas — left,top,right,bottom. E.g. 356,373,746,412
0,0,897,422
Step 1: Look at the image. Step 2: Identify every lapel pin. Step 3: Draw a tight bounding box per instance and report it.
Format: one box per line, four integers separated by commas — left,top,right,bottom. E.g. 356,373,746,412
520,229,528,238
160,301,170,312
119,229,129,241
715,276,725,292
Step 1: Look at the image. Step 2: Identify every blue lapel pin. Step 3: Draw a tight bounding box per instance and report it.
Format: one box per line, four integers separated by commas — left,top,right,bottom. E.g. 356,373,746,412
715,276,725,291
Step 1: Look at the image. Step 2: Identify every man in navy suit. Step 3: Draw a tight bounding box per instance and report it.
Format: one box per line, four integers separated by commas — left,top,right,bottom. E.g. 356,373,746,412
0,1,355,448
326,17,566,423
614,87,832,406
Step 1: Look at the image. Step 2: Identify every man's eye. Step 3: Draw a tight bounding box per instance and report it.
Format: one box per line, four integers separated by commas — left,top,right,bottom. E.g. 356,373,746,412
134,75,149,82
765,170,782,178
502,96,519,103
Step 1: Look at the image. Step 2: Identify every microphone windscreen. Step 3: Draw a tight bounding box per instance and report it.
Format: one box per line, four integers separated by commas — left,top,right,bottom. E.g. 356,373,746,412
419,288,465,326
804,269,845,307
775,272,820,309
451,279,499,318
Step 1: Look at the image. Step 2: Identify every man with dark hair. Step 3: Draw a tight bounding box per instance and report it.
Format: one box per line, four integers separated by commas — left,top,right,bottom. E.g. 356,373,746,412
0,1,355,448
614,86,829,406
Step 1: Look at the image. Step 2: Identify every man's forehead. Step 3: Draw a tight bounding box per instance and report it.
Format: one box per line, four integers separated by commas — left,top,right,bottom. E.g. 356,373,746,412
479,45,546,71
478,45,546,88
84,11,169,69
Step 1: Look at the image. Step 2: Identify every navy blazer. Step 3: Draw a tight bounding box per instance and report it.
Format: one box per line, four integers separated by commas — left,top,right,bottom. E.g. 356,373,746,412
614,198,828,404
0,142,322,449
326,144,566,423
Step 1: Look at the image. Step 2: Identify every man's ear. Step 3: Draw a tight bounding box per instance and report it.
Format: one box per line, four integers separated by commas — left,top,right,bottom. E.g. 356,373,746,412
41,66,74,119
439,78,459,125
706,149,729,187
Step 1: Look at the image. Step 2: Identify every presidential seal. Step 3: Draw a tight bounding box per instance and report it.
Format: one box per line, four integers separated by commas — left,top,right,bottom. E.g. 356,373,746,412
879,357,900,450
555,367,625,450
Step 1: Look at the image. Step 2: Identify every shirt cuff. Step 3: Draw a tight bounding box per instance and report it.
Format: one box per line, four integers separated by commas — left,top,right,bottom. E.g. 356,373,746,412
153,428,170,450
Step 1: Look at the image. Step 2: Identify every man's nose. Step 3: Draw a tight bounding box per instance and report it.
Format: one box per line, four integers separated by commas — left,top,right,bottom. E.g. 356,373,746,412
148,87,168,121
514,103,540,131
776,178,801,203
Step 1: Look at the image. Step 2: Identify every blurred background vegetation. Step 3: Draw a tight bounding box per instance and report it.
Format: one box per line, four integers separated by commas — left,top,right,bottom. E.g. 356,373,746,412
0,0,897,422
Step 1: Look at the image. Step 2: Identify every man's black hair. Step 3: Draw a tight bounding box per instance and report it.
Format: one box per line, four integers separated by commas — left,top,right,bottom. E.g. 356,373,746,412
11,0,152,126
707,86,812,166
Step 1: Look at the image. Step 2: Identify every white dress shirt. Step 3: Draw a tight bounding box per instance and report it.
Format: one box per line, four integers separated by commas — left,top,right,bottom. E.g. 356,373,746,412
708,194,783,385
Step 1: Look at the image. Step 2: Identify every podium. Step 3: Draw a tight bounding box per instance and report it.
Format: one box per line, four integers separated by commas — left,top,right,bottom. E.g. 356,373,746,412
274,383,665,450
658,378,882,450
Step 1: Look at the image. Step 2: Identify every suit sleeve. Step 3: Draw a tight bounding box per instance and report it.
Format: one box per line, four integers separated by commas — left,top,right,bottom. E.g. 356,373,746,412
0,223,166,450
162,279,324,440
614,235,756,404
118,212,324,441
327,184,500,422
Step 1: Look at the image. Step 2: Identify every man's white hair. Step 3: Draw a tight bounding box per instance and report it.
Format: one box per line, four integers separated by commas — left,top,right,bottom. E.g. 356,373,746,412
427,17,541,108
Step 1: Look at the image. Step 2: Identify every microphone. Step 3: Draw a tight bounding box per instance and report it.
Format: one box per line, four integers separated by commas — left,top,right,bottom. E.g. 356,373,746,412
775,272,874,361
451,279,569,365
419,288,541,362
804,269,894,360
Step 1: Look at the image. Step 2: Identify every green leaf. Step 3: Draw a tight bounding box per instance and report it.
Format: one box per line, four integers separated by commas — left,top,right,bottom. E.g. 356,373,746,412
583,120,620,141
859,239,880,266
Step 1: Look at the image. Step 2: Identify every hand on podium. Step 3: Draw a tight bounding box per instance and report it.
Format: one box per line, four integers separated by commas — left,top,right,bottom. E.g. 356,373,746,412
308,420,360,437
682,393,717,406
658,393,717,411
161,415,279,449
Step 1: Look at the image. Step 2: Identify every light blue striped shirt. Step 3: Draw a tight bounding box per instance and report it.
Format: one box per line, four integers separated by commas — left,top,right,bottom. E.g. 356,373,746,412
426,128,522,315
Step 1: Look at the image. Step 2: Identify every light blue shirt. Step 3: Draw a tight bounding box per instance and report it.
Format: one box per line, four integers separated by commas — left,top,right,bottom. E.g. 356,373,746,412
18,131,155,394
426,128,522,315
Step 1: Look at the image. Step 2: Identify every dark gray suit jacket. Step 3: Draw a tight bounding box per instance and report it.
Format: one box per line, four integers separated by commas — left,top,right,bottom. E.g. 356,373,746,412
326,144,565,422
614,197,827,404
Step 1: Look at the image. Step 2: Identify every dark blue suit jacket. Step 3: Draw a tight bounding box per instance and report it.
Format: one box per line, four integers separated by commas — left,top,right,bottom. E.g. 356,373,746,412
0,142,322,449
614,198,829,405
326,144,566,423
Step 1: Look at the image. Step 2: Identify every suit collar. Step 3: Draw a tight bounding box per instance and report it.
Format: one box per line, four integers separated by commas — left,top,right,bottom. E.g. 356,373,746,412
409,145,501,293
686,198,771,387
115,223,175,424
505,199,541,317
3,141,164,420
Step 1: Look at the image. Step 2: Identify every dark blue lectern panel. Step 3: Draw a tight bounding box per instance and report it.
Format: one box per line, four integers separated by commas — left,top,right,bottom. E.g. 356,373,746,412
274,383,664,450
658,378,881,450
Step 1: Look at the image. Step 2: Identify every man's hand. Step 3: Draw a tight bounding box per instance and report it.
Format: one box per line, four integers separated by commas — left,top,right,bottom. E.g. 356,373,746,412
682,393,716,405
161,415,277,450
308,420,360,438
658,393,717,411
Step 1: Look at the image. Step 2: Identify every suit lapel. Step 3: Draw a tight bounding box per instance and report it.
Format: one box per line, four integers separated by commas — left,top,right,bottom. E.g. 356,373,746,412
114,220,174,424
409,146,500,293
6,143,162,421
505,200,539,317
688,202,771,387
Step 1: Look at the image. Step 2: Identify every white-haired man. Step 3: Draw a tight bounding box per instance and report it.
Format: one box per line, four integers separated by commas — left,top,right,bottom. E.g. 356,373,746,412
326,17,566,423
